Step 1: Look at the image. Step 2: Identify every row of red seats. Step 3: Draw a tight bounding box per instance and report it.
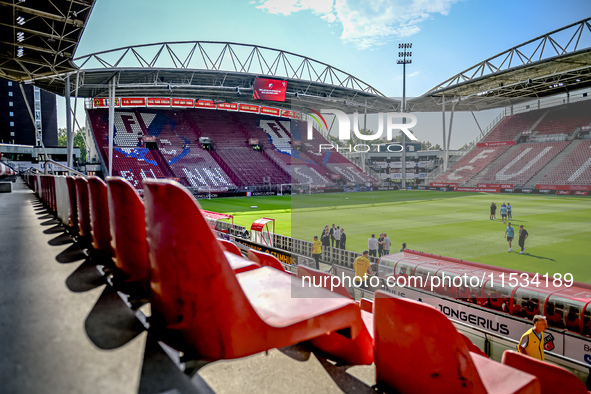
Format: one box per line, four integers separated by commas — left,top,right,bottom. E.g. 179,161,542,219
24,174,589,393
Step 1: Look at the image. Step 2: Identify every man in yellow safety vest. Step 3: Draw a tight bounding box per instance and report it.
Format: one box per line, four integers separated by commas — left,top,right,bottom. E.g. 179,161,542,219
517,315,548,360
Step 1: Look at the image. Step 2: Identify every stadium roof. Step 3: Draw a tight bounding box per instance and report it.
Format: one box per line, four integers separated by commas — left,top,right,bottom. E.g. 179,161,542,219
0,0,95,86
34,41,401,114
0,4,589,115
408,17,591,112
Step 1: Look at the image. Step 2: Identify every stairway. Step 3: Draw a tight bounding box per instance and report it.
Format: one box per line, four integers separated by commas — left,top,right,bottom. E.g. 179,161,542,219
524,140,578,188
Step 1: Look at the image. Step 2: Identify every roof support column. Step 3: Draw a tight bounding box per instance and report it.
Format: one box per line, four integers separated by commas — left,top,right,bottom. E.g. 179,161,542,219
442,96,447,171
19,83,51,173
362,99,367,172
446,100,456,171
66,74,73,168
108,77,116,176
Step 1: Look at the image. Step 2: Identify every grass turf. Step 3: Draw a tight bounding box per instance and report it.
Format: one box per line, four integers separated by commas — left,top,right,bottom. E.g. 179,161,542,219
198,191,591,284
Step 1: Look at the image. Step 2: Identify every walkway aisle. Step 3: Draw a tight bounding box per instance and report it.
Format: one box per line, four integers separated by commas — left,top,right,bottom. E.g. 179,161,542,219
0,179,145,393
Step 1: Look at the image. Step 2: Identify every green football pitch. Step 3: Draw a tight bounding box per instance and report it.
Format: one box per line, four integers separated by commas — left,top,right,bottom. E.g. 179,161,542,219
198,191,591,283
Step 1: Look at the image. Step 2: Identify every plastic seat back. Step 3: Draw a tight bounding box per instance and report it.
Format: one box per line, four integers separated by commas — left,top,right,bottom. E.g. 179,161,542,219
54,176,70,224
144,179,369,362
75,177,91,238
106,177,149,284
65,176,78,231
49,176,56,211
374,291,487,393
248,249,285,272
502,350,587,394
297,265,352,299
218,239,243,256
87,177,112,255
142,179,260,346
359,298,373,313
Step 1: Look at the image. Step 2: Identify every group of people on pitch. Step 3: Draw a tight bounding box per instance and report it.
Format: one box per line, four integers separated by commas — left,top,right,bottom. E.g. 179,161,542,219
490,201,512,222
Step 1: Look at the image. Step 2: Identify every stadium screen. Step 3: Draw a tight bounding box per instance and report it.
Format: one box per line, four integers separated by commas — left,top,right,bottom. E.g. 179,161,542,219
253,77,287,102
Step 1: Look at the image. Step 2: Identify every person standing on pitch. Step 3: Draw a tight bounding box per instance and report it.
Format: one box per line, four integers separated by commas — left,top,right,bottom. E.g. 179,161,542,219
504,222,514,252
507,202,512,219
334,226,342,249
340,228,347,250
368,234,378,257
377,233,385,257
321,228,330,247
311,235,322,269
517,315,548,360
329,224,337,247
500,203,507,223
490,202,496,220
518,225,529,254
383,233,391,255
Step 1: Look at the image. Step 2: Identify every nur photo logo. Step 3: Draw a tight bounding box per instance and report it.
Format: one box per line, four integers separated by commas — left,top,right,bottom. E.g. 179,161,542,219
304,108,419,153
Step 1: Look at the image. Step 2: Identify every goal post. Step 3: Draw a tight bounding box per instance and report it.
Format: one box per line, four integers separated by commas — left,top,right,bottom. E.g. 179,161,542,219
280,183,312,195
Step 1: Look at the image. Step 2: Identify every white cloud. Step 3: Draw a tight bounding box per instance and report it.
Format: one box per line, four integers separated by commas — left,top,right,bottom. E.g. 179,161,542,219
255,0,460,49
408,71,421,77
256,0,333,15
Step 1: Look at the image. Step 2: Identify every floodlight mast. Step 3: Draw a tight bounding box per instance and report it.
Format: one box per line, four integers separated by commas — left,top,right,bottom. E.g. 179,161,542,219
397,43,412,190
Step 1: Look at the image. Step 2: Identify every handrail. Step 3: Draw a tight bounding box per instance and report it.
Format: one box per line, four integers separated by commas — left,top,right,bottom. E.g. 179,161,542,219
43,160,86,177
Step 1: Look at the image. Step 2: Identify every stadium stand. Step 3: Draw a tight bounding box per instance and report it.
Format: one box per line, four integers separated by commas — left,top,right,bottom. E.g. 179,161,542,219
433,145,511,184
481,111,541,143
538,140,591,185
88,107,377,191
259,118,336,186
533,100,591,136
287,119,375,184
477,141,569,185
153,111,236,190
184,110,291,187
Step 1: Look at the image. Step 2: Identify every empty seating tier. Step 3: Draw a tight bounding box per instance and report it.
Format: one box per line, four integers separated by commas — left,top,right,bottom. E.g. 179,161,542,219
478,141,569,186
433,145,511,184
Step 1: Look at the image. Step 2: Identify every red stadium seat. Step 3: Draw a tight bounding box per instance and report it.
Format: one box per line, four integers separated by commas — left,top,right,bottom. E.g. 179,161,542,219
65,176,78,233
359,298,373,313
224,252,260,273
218,238,243,256
143,178,368,361
374,291,540,394
502,351,588,394
459,332,488,358
75,177,91,239
294,266,373,365
87,176,112,256
106,177,150,291
248,249,285,272
297,265,352,299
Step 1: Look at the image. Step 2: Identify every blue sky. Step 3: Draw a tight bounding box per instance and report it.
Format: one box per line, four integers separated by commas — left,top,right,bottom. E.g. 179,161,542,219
59,0,591,147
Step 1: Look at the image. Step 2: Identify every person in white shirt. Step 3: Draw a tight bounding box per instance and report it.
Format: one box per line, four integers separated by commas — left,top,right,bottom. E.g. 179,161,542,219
334,226,342,249
368,234,378,257
383,233,391,255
